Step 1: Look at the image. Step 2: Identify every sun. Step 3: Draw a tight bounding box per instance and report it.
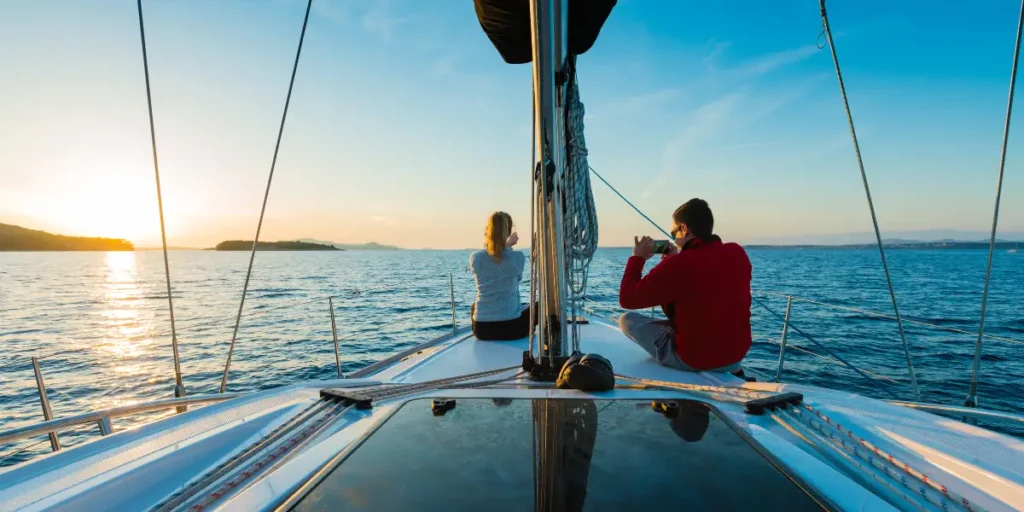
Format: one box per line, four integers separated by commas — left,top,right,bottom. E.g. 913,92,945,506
38,169,162,245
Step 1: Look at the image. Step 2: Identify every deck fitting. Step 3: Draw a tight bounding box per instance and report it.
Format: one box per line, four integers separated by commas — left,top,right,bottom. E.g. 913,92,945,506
320,389,373,409
743,392,804,415
431,399,456,416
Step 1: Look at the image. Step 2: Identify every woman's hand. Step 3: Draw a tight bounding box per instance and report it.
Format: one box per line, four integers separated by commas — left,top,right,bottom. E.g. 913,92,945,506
633,236,654,260
507,232,519,247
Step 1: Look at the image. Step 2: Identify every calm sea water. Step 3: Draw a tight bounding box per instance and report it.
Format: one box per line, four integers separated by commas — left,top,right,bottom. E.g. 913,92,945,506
1,248,1022,464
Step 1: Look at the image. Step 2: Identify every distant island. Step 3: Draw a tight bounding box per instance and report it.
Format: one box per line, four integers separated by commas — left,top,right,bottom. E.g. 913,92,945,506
293,238,401,251
0,223,133,251
213,240,342,251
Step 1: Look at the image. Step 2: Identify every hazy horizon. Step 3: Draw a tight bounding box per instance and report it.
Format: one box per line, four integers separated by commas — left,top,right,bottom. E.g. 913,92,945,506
9,220,1024,250
3,1,1024,249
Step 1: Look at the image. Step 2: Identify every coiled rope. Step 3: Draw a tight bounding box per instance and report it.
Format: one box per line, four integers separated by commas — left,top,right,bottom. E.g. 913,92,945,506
563,56,599,353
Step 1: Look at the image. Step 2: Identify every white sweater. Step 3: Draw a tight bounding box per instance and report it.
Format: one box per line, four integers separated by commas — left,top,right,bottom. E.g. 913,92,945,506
470,248,526,322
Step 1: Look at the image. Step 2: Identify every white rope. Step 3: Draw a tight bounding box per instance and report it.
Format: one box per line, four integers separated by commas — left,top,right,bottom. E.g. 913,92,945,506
780,405,982,512
562,59,598,353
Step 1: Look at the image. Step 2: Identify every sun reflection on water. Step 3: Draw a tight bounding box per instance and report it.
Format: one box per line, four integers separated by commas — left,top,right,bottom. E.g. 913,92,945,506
98,252,150,372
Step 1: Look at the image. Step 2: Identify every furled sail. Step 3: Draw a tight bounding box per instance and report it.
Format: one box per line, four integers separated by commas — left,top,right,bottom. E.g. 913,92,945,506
473,0,616,64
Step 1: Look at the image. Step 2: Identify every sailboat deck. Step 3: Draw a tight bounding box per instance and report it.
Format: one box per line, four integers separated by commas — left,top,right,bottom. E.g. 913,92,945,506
372,316,745,389
2,316,1023,511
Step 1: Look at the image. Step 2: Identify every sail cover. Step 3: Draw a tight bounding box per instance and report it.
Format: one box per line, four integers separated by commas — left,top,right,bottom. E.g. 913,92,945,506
474,0,616,64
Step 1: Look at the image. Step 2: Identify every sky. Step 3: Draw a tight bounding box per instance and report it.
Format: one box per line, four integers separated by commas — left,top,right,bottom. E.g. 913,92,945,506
2,0,1024,249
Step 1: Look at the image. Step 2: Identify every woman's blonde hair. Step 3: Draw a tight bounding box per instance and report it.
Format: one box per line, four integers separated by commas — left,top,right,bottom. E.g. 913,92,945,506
485,211,513,261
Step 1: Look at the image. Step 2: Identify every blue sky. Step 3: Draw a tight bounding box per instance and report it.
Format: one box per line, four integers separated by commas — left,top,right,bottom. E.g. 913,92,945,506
1,0,1023,248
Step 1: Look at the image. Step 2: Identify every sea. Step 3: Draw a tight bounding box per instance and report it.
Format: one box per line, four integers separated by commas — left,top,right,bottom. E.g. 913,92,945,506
1,248,1022,465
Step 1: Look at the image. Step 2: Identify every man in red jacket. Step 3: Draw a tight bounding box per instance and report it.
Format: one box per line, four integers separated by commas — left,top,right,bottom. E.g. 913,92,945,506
618,198,752,372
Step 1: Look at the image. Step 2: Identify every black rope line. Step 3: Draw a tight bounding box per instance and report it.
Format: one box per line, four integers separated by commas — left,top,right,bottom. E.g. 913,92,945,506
136,0,184,395
753,296,900,400
818,0,920,400
220,0,314,393
966,0,1024,407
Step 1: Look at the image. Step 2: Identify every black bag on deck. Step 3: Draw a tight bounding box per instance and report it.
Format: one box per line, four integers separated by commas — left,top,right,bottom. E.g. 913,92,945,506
557,353,615,391
473,0,617,64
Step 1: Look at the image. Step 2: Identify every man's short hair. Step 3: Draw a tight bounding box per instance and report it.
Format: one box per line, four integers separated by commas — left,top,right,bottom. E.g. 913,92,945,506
673,198,714,241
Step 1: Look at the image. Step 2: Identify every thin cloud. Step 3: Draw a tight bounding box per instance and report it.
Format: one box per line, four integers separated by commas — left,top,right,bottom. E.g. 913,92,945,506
588,88,683,124
734,44,821,78
361,1,415,42
646,93,745,198
701,39,732,70
311,0,415,42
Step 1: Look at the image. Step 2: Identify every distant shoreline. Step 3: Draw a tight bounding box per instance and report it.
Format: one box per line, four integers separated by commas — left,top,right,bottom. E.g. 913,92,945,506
0,223,133,251
599,241,1023,250
745,241,1022,250
212,240,342,251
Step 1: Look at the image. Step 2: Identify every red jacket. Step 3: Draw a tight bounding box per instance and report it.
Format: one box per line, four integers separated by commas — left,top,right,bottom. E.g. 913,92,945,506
619,238,752,369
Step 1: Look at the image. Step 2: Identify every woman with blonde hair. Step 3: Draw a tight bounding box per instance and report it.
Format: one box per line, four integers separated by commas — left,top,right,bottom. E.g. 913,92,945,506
469,211,531,340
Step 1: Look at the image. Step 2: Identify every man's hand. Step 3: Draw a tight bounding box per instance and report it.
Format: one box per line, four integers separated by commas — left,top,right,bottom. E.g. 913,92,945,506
661,240,679,260
633,236,655,260
507,232,519,247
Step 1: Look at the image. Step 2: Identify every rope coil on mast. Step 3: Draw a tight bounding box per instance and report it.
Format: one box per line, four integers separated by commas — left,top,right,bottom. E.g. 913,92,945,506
562,56,599,354
818,0,921,401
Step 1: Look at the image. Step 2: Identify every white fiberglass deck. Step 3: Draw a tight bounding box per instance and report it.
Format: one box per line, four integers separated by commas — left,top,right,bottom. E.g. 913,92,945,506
0,317,1022,511
371,317,744,387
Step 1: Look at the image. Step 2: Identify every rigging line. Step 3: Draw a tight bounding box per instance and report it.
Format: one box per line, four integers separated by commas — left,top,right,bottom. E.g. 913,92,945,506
220,0,314,394
753,296,899,399
967,0,1024,408
588,166,672,240
136,0,183,396
752,333,902,386
753,290,1024,346
819,0,920,401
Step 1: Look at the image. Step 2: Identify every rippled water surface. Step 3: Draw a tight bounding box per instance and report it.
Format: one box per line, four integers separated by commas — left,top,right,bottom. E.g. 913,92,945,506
1,248,1022,464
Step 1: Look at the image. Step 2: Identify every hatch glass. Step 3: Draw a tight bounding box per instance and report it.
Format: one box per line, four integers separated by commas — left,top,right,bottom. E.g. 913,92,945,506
291,398,829,511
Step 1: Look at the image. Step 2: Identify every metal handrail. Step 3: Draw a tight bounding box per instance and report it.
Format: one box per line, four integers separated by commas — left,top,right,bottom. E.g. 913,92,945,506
753,296,899,399
0,393,239,446
753,334,902,386
349,327,472,379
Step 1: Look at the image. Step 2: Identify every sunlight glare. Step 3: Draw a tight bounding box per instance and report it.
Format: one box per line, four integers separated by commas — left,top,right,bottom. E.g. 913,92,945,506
40,170,160,244
98,252,150,367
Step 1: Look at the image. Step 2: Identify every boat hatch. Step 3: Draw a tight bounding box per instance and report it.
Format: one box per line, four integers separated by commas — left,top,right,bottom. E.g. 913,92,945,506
289,398,832,511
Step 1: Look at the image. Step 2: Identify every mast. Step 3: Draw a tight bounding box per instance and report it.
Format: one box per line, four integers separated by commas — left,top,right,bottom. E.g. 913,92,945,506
529,0,570,361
